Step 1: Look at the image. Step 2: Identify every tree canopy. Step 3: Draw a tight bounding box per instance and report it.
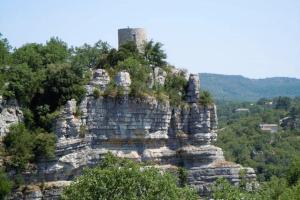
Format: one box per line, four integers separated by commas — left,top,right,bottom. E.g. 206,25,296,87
61,153,198,200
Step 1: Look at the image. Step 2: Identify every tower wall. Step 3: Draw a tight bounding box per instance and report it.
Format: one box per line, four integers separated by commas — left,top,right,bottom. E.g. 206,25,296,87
118,28,147,52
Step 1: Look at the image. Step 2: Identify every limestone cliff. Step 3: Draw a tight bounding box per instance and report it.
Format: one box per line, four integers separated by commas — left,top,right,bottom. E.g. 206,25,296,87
0,96,23,137
12,69,256,199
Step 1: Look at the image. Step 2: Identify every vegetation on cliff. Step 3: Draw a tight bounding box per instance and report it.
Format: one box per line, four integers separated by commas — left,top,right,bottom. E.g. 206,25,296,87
0,33,194,198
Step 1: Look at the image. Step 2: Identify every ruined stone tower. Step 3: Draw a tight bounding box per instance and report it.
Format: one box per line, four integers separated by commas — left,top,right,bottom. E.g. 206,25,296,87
118,27,147,52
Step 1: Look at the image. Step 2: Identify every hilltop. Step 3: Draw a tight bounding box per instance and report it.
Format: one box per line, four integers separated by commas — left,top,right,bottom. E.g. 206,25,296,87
200,73,300,101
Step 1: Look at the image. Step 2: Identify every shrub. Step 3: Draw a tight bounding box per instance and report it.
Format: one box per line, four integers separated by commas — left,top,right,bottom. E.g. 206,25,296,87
199,90,214,106
61,153,198,200
93,88,101,98
79,125,87,138
3,124,35,170
32,130,56,160
3,124,56,170
103,80,118,97
0,169,12,200
178,167,188,187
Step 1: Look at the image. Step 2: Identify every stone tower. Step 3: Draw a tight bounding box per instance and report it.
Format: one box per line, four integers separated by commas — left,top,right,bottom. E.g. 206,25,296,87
118,27,147,52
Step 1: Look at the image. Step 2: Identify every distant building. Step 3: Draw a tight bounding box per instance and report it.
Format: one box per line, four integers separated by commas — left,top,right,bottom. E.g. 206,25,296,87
235,108,250,113
259,124,278,133
264,101,273,108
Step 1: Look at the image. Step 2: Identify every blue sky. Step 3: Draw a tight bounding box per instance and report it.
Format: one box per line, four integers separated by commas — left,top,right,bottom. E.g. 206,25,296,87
1,0,299,78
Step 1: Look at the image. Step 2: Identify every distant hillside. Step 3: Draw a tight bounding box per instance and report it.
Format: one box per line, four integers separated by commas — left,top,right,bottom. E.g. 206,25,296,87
199,73,300,101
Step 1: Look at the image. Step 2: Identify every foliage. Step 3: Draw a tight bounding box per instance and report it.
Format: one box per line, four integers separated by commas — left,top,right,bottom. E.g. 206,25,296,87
12,37,70,70
3,124,55,170
93,88,101,98
212,176,300,200
117,57,151,97
178,167,188,187
199,90,213,106
212,178,252,200
274,96,292,110
62,153,198,200
143,40,167,66
2,65,43,106
71,40,110,70
216,98,300,182
32,129,56,160
12,43,44,70
42,37,70,65
0,33,11,66
287,157,300,186
164,70,188,106
278,181,300,200
0,169,12,200
34,63,86,111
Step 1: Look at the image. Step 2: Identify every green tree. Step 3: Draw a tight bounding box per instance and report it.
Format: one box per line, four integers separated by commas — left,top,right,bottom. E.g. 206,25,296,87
212,178,250,200
0,169,12,200
143,40,166,66
32,129,56,160
279,181,300,200
42,37,70,65
3,124,34,170
62,153,198,200
287,157,300,186
3,124,56,170
199,90,214,106
71,40,110,70
2,65,43,106
12,43,44,70
34,63,86,111
0,33,11,66
274,96,291,110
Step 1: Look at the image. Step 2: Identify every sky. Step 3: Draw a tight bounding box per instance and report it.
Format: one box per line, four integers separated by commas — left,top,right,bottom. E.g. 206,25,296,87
1,0,300,78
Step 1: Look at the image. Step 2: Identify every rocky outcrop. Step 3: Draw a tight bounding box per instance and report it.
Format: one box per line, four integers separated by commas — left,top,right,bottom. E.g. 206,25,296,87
10,181,71,200
153,67,167,86
16,69,255,199
115,71,131,91
186,74,200,103
0,96,23,136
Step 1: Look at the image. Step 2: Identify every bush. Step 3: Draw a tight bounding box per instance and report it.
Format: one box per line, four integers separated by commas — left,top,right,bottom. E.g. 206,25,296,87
93,88,101,98
32,130,56,160
3,124,56,170
61,153,198,200
287,157,300,186
103,80,118,97
0,169,12,200
3,124,35,169
199,90,214,106
79,125,87,138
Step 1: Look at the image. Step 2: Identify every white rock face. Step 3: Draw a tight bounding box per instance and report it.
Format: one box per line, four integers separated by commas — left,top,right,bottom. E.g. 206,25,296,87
0,97,23,136
86,69,110,95
153,67,167,86
17,71,255,199
115,71,131,90
186,74,200,103
91,69,110,89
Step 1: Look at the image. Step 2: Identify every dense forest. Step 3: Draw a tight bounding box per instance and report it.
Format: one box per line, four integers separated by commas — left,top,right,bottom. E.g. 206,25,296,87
214,96,300,199
200,73,300,101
